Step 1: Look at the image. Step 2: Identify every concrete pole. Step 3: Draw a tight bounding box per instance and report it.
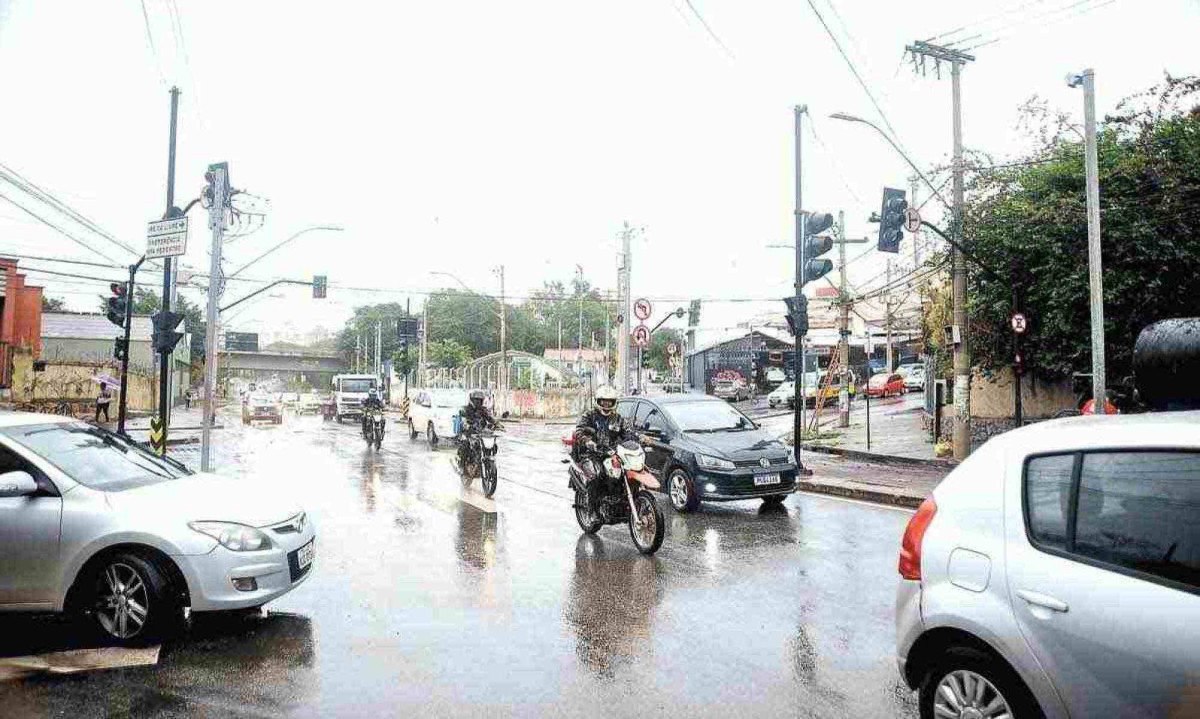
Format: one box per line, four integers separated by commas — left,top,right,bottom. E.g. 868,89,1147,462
200,163,229,472
909,175,921,268
159,87,180,449
951,60,971,459
617,227,632,394
886,259,894,372
498,265,506,406
1080,69,1107,413
421,302,428,386
837,211,850,428
792,105,807,473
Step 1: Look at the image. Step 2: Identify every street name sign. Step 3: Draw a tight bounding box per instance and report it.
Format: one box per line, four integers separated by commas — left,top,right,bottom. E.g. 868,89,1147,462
146,217,189,259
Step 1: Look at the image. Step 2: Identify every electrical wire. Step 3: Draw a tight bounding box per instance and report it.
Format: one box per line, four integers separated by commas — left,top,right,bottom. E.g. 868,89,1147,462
680,0,736,59
139,0,168,87
0,191,122,264
925,0,1052,44
0,251,125,269
957,0,1117,51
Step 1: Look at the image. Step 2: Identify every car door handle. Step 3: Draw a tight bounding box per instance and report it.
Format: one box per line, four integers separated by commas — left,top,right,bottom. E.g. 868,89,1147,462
1016,589,1069,613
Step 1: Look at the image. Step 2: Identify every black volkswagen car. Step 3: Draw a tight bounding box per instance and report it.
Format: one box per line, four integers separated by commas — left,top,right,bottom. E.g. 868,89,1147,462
615,394,798,513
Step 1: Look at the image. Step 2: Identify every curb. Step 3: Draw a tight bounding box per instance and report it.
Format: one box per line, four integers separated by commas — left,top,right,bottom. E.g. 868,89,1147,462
803,443,956,469
796,480,924,509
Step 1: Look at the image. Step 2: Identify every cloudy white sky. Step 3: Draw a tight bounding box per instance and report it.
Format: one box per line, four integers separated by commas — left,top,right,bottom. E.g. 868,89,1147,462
1,0,1195,348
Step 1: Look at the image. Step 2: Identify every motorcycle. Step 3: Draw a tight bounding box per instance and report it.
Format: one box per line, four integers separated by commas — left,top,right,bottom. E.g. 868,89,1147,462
563,435,666,555
456,426,499,498
362,408,385,450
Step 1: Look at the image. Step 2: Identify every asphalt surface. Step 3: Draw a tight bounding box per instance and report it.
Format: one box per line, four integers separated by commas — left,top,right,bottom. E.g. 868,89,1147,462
0,408,919,718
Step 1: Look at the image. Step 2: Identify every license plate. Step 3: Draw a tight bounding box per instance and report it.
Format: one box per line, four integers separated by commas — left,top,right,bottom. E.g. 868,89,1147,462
296,540,315,569
754,473,781,486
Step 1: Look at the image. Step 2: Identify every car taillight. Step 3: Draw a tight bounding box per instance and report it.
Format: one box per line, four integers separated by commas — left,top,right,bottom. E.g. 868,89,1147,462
899,497,937,581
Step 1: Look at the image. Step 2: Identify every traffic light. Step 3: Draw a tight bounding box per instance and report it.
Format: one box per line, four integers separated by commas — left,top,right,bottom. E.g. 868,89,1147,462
113,337,128,362
106,282,127,328
688,299,701,327
783,295,809,337
802,212,835,285
396,316,419,340
312,275,327,299
152,311,185,353
877,187,907,253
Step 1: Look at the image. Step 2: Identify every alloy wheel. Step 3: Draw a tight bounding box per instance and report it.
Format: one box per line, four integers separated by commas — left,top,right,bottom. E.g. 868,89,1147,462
934,669,1013,719
95,563,150,640
669,474,688,509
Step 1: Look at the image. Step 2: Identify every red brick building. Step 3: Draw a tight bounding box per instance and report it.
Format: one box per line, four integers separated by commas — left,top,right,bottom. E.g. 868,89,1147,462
0,258,44,386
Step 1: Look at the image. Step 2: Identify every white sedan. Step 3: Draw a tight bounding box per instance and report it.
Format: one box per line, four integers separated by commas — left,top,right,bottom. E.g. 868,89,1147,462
407,389,466,446
0,414,316,645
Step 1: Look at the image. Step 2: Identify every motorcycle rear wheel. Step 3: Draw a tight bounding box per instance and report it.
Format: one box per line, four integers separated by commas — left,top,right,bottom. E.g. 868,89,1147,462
481,459,498,498
574,487,602,534
629,490,665,555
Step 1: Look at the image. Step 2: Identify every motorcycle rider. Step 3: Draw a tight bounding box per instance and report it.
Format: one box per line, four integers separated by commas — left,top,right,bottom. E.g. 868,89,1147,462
573,385,643,507
361,387,385,436
458,390,499,469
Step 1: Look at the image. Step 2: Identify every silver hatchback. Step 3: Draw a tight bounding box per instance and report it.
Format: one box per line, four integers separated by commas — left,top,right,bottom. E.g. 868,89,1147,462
896,412,1199,718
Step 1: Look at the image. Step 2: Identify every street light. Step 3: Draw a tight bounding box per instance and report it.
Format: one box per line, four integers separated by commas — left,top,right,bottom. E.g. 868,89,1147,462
828,113,950,210
228,225,344,280
429,271,502,319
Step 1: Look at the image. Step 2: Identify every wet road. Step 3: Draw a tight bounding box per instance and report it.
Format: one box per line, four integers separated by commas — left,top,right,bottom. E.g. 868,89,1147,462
0,409,919,718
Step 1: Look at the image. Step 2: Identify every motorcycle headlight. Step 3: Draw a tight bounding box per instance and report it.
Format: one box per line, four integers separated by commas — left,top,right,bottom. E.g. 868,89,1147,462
696,454,735,471
188,521,273,551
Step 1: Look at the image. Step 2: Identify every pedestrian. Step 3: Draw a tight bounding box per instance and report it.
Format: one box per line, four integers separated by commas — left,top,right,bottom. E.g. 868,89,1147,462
95,382,112,423
184,388,193,409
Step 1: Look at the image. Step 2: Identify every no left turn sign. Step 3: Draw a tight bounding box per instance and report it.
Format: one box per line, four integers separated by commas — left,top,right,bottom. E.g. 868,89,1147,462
633,298,652,321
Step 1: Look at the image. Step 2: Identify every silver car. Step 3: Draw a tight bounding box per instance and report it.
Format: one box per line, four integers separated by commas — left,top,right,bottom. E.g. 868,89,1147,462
0,414,316,644
896,411,1199,718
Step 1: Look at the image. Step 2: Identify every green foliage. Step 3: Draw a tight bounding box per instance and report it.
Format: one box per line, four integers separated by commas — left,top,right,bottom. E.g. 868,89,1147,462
336,303,415,368
41,296,66,312
645,328,685,373
426,339,472,368
962,75,1200,381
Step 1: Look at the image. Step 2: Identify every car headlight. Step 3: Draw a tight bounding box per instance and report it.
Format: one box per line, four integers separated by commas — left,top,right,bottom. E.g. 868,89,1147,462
188,521,273,551
696,454,735,471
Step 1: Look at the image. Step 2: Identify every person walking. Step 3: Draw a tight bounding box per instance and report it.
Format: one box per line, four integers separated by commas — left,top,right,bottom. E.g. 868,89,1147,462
95,382,112,423
184,388,193,409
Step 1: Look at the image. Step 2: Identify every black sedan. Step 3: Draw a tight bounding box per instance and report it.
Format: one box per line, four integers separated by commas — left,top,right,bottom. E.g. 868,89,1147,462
615,394,798,513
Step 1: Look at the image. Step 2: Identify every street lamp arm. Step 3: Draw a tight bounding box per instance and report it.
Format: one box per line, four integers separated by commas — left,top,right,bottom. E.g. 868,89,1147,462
228,225,344,280
430,271,503,319
829,113,953,212
649,308,686,334
219,279,311,313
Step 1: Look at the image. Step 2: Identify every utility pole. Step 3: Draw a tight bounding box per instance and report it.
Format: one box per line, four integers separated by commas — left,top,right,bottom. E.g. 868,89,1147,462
420,301,428,386
496,265,506,396
576,264,584,366
792,104,808,474
404,298,411,398
909,175,921,267
158,87,180,450
906,40,974,459
837,212,850,428
1070,68,1107,413
558,318,563,357
617,225,632,394
376,321,382,378
886,259,894,372
200,162,230,472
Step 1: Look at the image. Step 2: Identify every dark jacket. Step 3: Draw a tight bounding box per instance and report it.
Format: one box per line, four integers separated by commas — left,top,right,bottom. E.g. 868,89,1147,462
573,409,637,453
362,395,384,411
461,402,497,431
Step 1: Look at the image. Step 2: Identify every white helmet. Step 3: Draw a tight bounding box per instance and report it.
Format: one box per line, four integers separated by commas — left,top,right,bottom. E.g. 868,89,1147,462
595,385,618,415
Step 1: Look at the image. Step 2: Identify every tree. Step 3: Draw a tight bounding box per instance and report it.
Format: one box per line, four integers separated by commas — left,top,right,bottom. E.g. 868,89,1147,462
645,328,685,373
960,75,1200,382
336,303,416,371
99,287,206,360
41,296,66,312
426,339,472,368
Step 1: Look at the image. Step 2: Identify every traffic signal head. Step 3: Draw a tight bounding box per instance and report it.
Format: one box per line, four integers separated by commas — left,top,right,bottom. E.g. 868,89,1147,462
105,282,128,327
801,212,836,286
688,299,701,327
113,336,128,362
312,275,327,299
152,311,186,353
783,295,809,337
877,187,907,253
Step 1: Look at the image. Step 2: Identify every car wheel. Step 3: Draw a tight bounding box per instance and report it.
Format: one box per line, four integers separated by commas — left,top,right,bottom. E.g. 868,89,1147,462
408,419,419,440
427,422,439,447
918,646,1044,719
84,552,182,646
667,467,700,513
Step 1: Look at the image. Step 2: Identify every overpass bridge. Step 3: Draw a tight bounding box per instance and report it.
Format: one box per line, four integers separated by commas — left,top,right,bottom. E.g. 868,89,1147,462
221,349,348,389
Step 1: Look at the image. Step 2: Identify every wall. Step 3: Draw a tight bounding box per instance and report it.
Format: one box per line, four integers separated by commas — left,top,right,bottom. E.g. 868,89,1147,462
499,388,590,419
42,338,156,367
969,367,1075,419
11,348,157,411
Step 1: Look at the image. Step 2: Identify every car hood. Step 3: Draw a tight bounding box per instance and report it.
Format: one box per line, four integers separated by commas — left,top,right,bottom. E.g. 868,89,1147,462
679,429,789,460
107,472,302,528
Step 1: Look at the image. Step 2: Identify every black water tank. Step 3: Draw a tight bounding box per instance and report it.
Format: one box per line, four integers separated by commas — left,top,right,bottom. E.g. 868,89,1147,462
1133,318,1200,411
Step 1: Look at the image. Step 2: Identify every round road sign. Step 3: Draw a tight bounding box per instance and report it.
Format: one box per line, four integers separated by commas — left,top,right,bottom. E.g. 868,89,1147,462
667,342,679,356
632,324,650,347
633,298,652,321
904,208,921,233
1010,312,1028,334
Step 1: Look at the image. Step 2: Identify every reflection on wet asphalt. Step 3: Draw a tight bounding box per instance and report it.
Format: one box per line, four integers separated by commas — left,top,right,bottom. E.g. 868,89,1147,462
0,409,917,718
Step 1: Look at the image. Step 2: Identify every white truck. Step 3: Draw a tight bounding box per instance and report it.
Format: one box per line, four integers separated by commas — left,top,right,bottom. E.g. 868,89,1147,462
331,374,379,423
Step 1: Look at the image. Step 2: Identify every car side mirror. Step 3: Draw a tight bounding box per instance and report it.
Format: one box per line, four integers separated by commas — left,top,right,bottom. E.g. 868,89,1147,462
0,471,38,498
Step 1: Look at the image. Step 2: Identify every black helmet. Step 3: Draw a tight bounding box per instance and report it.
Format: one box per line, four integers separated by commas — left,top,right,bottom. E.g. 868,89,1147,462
470,390,485,407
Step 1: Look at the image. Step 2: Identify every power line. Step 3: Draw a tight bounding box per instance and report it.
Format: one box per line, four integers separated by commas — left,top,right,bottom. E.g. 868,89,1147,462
0,191,122,264
957,0,1116,50
679,0,736,59
139,0,167,87
925,0,1052,43
0,250,125,269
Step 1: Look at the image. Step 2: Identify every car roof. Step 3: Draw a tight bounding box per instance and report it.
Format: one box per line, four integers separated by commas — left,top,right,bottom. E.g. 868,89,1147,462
0,412,76,428
629,394,725,406
989,410,1200,454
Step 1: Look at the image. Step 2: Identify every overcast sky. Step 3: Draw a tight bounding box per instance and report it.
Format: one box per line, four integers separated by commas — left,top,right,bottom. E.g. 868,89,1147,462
1,0,1195,348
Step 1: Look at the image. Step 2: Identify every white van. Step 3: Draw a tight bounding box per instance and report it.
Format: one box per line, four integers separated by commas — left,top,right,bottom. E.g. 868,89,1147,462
331,374,379,423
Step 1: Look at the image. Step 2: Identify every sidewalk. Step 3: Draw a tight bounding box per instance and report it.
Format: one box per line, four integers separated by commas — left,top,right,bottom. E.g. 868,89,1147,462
797,451,947,509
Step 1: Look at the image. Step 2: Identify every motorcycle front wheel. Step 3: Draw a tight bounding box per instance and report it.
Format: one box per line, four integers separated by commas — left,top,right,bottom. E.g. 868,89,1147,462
481,458,498,498
628,490,665,555
574,486,602,534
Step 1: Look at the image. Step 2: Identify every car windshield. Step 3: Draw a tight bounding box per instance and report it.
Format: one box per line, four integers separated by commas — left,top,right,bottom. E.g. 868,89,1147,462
2,422,190,492
434,393,467,408
339,379,375,393
665,401,755,433
774,382,794,392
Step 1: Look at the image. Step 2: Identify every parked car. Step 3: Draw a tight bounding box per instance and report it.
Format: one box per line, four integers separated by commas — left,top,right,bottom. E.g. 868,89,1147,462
767,381,795,409
900,365,926,392
407,389,465,446
866,372,906,398
895,411,1199,719
616,395,797,512
712,378,750,402
0,415,316,644
242,392,283,425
